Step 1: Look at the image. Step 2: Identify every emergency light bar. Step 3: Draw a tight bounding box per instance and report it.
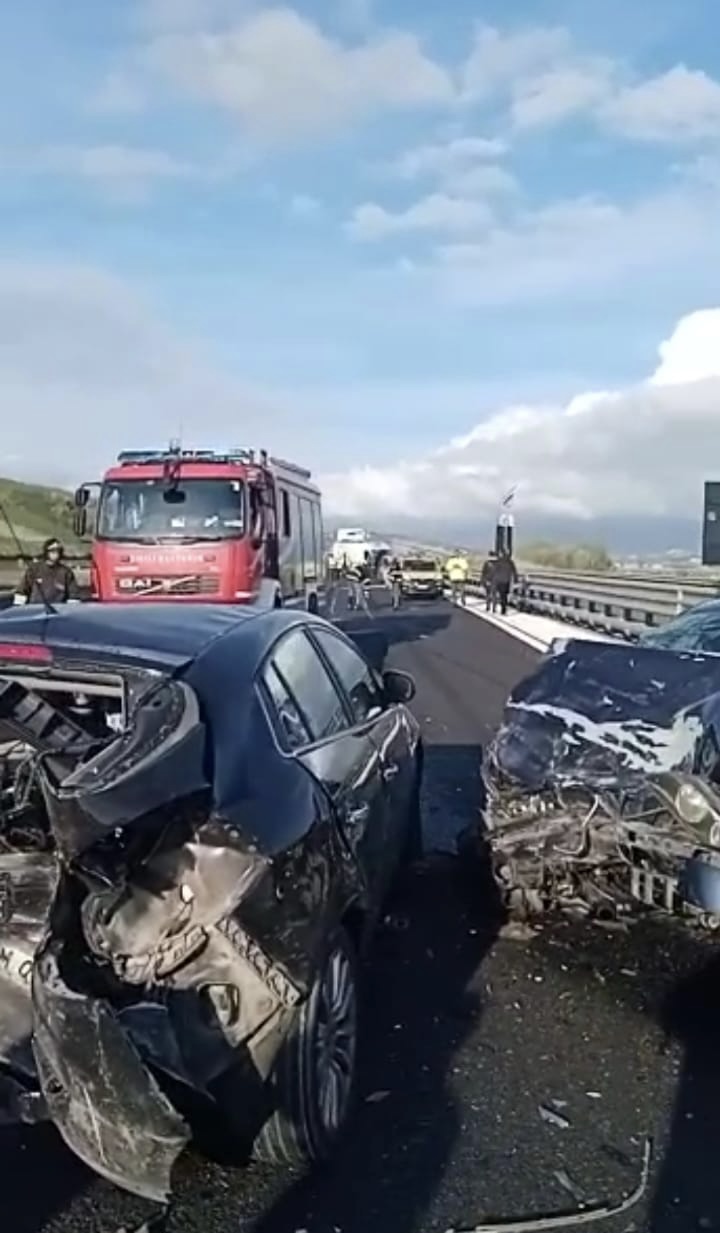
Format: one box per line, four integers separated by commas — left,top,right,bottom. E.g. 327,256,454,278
116,447,257,466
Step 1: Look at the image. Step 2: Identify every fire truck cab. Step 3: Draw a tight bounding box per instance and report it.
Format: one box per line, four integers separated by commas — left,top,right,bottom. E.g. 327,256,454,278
74,445,324,609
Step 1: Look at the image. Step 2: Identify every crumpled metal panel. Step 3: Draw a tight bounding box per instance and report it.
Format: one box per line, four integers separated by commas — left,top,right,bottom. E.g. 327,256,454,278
0,632,350,1204
485,639,720,926
489,639,720,793
32,946,190,1204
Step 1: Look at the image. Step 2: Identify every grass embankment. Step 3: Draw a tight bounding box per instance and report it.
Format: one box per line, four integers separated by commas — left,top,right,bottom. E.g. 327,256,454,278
0,477,89,586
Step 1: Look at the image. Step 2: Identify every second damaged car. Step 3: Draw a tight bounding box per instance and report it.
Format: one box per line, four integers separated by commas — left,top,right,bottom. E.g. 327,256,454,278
483,603,720,930
0,602,421,1203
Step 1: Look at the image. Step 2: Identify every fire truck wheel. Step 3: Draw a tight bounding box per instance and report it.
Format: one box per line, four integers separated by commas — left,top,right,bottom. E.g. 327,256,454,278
273,593,283,609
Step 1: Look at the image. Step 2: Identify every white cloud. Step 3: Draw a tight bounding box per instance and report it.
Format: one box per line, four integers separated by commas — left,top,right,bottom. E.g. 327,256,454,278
142,7,454,141
511,64,614,130
0,260,327,487
348,167,720,297
461,24,572,102
320,309,720,524
390,135,517,199
394,136,508,179
427,181,720,305
347,194,493,241
602,65,720,143
460,22,616,130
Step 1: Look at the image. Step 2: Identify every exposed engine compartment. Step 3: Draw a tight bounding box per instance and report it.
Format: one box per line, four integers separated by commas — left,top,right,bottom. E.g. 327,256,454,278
0,676,123,841
484,761,720,930
0,674,126,1079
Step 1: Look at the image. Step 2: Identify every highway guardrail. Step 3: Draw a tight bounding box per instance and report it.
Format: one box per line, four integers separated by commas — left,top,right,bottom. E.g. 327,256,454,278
0,555,717,636
466,570,720,638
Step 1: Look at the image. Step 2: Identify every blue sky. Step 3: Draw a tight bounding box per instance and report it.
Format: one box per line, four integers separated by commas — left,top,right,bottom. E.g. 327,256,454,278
2,0,720,529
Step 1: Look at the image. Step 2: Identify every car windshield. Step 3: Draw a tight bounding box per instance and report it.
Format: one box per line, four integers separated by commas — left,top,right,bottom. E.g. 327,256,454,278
403,559,438,572
638,603,720,654
97,478,246,541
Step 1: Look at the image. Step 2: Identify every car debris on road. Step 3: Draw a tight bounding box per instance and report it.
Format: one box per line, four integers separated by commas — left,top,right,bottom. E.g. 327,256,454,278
538,1103,571,1129
447,1136,652,1233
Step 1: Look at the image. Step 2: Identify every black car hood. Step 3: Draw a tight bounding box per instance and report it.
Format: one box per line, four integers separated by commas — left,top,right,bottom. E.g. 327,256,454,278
489,638,720,792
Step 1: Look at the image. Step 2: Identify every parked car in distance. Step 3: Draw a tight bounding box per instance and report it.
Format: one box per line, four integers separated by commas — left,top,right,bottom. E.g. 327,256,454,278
399,556,444,600
0,601,422,1205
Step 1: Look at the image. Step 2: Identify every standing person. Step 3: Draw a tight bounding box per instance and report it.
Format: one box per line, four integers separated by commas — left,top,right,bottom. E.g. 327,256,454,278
445,549,470,606
344,558,370,613
14,538,80,606
481,551,498,611
493,550,518,615
388,556,403,610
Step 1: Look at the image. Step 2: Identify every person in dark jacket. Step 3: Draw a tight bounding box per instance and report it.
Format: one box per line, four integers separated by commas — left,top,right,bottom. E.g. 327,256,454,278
388,557,403,610
14,538,80,606
492,550,518,615
481,550,498,611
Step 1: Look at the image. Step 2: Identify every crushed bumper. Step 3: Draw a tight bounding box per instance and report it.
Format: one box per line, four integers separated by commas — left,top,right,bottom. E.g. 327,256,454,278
32,948,190,1204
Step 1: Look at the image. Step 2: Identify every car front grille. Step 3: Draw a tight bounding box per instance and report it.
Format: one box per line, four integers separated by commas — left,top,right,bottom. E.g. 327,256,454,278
115,574,221,596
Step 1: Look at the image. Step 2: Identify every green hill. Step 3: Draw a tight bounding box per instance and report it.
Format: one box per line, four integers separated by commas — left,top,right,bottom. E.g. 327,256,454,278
0,477,88,558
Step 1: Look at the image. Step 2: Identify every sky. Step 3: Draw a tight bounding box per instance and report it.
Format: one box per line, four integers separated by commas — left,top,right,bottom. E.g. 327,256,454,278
2,0,720,546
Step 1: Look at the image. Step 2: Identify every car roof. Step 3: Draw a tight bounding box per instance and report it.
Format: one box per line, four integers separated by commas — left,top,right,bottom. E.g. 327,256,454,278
0,602,323,671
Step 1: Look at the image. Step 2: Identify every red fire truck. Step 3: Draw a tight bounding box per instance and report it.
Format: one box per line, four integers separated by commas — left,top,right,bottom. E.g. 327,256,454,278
74,444,324,608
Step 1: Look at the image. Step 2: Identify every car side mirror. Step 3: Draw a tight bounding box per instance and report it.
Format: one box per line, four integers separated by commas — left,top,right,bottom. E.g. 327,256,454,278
382,668,416,705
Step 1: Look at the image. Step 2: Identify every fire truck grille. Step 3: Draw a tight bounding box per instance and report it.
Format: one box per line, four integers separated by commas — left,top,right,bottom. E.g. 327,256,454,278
115,575,221,596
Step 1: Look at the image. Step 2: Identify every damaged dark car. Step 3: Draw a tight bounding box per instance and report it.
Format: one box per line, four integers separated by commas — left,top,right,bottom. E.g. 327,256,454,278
483,602,720,929
0,602,422,1205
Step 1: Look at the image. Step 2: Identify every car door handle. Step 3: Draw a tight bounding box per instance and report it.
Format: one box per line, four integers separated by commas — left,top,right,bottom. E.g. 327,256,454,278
382,763,400,781
346,803,370,825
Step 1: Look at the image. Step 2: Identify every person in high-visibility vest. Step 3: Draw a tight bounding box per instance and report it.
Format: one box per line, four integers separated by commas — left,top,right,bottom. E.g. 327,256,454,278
445,551,470,606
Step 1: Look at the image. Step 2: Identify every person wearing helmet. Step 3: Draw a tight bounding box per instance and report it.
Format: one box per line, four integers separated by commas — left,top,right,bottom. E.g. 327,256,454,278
14,538,80,606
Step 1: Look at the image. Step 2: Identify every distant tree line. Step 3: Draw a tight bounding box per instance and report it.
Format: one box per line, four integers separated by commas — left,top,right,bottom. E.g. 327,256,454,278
519,541,613,571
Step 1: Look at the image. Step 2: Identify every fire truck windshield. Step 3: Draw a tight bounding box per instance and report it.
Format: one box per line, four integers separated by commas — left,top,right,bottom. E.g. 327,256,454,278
97,477,246,542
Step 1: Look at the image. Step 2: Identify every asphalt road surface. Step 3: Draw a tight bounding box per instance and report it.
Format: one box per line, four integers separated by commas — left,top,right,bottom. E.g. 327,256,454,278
4,590,720,1233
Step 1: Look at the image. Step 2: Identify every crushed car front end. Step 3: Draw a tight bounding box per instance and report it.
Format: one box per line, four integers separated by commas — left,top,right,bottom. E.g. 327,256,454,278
0,634,308,1204
483,637,720,928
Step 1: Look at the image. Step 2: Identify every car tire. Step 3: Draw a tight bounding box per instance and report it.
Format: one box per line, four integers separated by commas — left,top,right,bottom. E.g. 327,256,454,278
253,927,359,1167
307,592,319,615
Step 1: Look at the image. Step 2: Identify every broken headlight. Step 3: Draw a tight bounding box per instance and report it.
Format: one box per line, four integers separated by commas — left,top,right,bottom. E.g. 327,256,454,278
676,781,712,827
